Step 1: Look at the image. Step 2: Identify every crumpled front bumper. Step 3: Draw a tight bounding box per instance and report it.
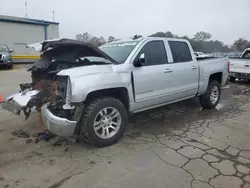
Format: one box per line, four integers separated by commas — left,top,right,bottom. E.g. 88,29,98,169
2,89,77,137
2,90,39,115
41,104,77,137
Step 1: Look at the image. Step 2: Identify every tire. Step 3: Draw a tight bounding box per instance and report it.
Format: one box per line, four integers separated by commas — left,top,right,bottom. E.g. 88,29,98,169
199,80,221,109
6,63,13,69
229,77,235,82
80,97,128,147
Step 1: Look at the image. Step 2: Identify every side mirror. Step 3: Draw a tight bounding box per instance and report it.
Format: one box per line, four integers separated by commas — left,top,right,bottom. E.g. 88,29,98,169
139,53,145,64
9,49,13,53
134,53,146,67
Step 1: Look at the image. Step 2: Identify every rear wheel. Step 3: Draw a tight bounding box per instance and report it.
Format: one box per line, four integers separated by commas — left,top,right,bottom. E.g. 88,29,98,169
229,77,235,82
199,80,221,109
80,97,128,147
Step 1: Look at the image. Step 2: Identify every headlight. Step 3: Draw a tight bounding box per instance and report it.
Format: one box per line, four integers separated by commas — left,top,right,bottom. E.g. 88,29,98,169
63,77,74,110
2,54,11,60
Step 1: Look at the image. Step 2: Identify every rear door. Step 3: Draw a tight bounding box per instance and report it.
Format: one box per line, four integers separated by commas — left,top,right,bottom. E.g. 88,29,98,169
167,40,199,98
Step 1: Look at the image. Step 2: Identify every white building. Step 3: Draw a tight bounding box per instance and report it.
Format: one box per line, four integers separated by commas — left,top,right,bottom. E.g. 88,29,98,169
0,15,59,62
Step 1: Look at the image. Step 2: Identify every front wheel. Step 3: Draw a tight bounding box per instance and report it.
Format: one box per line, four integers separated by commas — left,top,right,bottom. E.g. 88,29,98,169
199,80,221,109
80,97,128,147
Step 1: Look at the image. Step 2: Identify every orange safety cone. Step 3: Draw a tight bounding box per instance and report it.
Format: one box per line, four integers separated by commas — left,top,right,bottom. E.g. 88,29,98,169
0,95,3,103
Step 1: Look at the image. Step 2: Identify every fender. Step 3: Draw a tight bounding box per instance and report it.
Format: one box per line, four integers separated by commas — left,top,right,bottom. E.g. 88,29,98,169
69,72,134,103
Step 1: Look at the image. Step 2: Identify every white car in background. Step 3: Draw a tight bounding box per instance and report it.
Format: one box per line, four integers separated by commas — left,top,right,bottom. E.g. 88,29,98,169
229,48,250,82
194,51,211,58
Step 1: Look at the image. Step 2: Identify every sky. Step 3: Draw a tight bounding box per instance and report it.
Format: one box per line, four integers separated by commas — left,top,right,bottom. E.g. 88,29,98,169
0,0,250,45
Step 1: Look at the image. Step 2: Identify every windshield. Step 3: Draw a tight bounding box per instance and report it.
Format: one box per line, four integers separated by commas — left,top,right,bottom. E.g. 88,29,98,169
0,45,8,52
100,41,138,63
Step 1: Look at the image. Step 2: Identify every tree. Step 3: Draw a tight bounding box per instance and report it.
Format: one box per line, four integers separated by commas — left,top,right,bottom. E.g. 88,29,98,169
75,30,248,52
149,31,174,38
76,34,83,41
133,34,142,39
89,36,106,47
107,36,116,43
173,34,179,38
193,31,212,42
75,32,93,42
82,32,92,42
99,36,106,45
246,43,250,49
75,33,106,46
165,31,174,38
180,36,190,40
190,40,202,51
149,32,166,37
232,38,249,51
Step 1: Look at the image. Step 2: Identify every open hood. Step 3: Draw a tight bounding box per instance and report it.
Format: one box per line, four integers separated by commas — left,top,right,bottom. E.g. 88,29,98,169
27,38,117,64
27,38,118,72
4,39,119,120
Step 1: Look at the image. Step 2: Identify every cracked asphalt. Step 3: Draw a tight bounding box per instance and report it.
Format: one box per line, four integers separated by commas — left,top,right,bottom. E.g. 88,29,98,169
1,69,250,188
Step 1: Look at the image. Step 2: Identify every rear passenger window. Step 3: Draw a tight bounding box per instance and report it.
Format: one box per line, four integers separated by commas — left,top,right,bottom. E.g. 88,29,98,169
168,41,192,63
139,41,168,66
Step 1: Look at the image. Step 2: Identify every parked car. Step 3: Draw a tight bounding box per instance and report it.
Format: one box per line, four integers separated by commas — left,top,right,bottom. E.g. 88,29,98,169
0,44,13,69
2,38,229,147
229,48,250,82
194,51,211,58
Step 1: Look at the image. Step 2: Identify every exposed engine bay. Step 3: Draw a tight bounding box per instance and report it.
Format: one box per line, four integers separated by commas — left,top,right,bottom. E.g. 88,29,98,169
2,38,116,120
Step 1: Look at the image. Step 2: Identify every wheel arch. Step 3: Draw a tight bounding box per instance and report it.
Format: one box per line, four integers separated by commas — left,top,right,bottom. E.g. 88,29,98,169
209,72,222,84
84,87,130,111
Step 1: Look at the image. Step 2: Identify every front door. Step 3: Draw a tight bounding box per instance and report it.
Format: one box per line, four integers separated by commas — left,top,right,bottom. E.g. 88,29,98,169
133,40,171,109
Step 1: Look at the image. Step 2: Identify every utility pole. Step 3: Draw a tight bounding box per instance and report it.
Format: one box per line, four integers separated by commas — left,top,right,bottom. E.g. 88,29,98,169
25,1,28,17
52,10,55,22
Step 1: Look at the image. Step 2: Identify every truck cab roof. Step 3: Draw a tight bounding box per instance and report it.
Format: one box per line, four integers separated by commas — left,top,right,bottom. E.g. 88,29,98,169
107,37,189,45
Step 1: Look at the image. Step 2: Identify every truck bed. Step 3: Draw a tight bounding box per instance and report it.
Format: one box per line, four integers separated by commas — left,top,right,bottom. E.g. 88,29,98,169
197,57,222,61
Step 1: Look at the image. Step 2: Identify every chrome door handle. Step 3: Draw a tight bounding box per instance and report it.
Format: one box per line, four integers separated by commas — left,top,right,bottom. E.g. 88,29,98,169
191,66,198,70
164,69,173,73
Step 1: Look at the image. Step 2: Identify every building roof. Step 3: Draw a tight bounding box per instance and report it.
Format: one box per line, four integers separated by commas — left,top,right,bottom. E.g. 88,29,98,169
0,15,59,26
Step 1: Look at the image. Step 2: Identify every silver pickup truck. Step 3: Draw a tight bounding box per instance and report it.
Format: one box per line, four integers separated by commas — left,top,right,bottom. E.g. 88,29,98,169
2,37,229,147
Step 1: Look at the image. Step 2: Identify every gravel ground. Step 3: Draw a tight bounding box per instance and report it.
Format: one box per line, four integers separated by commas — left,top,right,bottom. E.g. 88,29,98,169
1,68,250,188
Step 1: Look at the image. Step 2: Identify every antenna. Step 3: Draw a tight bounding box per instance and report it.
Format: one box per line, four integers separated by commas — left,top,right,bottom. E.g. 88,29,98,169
25,1,28,17
52,10,55,22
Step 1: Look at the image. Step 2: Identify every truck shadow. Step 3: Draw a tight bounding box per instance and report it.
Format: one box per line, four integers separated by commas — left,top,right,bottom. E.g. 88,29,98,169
231,79,250,86
125,84,242,137
4,83,247,150
73,83,244,148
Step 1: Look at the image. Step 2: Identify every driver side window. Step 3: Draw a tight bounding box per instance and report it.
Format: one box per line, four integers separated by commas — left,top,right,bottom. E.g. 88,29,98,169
138,41,168,66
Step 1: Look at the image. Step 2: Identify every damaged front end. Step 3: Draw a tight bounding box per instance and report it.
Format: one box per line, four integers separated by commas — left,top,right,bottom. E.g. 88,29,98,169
2,73,79,137
2,90,40,117
2,38,116,137
2,71,80,137
2,76,70,119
